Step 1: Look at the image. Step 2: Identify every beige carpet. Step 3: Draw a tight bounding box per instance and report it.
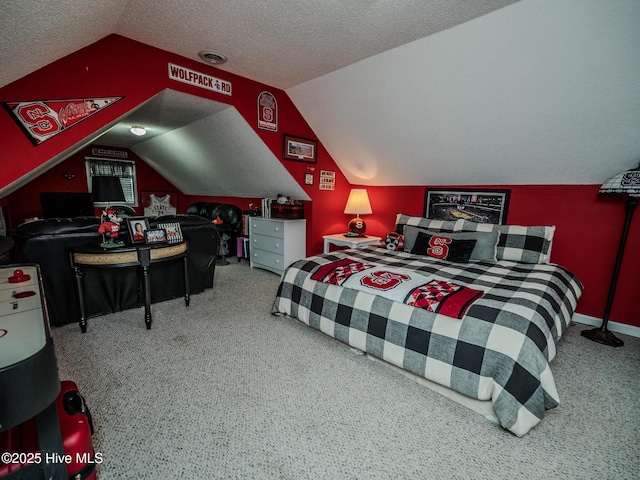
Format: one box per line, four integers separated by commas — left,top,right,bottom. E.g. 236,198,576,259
52,261,640,479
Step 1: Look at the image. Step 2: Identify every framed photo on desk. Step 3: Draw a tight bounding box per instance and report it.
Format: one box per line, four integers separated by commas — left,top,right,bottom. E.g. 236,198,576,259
156,222,183,244
128,217,149,244
144,229,167,244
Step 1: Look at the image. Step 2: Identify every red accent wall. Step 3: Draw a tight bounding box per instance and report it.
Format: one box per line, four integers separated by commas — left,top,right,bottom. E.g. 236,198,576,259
6,146,184,221
361,184,638,328
0,35,636,328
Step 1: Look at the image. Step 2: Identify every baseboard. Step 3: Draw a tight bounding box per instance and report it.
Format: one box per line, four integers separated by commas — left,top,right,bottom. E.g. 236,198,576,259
572,313,640,339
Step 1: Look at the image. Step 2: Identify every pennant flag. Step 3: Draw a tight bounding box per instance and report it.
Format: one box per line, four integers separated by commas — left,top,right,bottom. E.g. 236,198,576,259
2,97,123,145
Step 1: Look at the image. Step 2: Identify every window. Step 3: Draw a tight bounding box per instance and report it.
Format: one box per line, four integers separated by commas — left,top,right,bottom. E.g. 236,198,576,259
85,158,138,206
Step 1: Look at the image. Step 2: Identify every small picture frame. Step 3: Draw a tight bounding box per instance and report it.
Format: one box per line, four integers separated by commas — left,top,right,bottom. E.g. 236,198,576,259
144,229,167,244
283,134,317,163
157,222,183,244
128,217,150,244
304,173,314,185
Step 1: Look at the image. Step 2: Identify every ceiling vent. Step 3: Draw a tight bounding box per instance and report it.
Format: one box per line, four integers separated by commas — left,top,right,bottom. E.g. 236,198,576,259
198,50,227,65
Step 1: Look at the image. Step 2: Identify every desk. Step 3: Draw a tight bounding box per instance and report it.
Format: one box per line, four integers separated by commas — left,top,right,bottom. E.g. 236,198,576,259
70,242,189,332
322,233,382,254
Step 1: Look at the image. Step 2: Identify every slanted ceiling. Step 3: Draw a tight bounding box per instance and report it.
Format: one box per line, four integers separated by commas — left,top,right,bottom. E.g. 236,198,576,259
1,0,639,193
109,90,310,199
289,0,640,186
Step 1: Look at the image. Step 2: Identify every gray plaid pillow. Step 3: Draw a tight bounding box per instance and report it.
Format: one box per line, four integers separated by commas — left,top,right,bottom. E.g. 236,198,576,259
456,220,555,264
394,214,461,235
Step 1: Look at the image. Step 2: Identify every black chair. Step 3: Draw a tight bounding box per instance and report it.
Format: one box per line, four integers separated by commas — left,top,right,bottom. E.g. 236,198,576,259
186,203,243,262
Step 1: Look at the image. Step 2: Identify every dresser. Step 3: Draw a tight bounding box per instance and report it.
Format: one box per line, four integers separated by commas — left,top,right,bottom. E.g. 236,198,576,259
249,217,306,275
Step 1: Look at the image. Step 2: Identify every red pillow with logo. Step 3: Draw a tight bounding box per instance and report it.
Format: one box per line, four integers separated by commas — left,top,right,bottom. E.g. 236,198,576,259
410,231,476,263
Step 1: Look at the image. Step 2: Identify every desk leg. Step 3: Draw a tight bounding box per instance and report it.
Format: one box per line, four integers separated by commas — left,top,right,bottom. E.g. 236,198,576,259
73,266,88,333
323,238,330,254
141,264,152,329
138,248,152,329
183,255,190,307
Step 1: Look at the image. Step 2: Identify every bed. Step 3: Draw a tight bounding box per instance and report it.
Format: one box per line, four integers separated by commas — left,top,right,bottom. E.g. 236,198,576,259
271,214,583,436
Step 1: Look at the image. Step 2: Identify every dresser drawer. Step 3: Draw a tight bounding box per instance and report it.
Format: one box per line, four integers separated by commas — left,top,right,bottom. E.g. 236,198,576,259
249,219,285,239
251,234,284,255
251,249,285,275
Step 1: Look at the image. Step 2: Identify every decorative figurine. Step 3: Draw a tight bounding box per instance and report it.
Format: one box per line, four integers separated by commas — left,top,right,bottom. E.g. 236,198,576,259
98,208,125,248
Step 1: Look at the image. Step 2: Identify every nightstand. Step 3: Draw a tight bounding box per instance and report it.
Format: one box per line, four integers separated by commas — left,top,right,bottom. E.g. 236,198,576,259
323,233,382,254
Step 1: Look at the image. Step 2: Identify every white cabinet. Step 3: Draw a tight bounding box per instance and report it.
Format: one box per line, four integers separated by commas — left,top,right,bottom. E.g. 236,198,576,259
249,217,306,275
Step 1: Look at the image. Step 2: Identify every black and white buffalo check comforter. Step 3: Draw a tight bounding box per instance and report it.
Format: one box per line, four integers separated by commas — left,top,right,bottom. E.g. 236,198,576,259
271,247,583,436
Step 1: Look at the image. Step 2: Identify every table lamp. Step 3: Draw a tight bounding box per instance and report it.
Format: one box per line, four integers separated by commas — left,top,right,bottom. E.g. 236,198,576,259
344,188,372,237
581,163,640,347
92,176,126,207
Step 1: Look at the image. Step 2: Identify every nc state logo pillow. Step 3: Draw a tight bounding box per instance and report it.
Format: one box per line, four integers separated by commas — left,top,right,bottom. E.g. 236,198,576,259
410,231,476,263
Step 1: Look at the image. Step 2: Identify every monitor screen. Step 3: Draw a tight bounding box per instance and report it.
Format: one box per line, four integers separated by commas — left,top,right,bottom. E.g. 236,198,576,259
39,192,95,219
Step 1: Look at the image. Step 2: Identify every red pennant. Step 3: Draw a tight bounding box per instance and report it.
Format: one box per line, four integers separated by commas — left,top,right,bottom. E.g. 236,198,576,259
2,97,123,145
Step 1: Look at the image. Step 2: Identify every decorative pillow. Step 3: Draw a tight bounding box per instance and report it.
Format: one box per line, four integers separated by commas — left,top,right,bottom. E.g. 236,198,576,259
394,213,462,235
382,231,404,251
410,231,477,263
456,220,555,264
403,225,499,262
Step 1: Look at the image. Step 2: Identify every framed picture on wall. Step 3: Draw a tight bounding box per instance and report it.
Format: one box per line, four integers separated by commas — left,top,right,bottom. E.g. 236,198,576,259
283,135,317,163
140,191,178,217
424,188,510,224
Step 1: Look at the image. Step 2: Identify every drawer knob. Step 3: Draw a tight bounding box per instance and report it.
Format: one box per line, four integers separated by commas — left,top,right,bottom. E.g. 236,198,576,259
274,243,280,248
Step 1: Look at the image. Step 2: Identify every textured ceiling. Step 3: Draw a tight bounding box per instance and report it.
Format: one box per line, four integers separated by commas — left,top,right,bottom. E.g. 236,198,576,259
0,0,518,90
3,0,636,195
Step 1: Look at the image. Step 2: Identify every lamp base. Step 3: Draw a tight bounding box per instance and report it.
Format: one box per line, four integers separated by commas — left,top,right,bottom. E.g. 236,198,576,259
348,216,366,235
581,327,624,347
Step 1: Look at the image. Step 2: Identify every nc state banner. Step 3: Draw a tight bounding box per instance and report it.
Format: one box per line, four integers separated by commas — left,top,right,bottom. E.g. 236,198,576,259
2,97,122,145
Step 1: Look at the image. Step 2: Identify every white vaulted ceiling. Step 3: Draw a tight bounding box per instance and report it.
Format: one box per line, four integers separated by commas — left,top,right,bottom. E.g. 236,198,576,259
1,0,639,192
0,0,518,90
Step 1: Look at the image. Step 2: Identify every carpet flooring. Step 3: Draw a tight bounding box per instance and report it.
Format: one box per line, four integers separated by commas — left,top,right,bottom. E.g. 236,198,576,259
51,261,640,479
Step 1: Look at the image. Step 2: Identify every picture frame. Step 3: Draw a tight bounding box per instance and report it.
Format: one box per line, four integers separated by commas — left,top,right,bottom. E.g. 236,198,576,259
140,190,178,217
424,188,511,225
283,134,317,163
156,222,183,244
144,228,167,244
304,173,314,185
128,217,150,244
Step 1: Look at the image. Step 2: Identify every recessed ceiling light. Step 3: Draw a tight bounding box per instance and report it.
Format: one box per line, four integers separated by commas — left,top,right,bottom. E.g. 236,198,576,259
198,50,227,65
130,126,147,136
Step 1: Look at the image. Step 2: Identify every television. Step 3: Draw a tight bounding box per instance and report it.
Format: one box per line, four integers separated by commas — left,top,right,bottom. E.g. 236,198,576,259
39,192,95,219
